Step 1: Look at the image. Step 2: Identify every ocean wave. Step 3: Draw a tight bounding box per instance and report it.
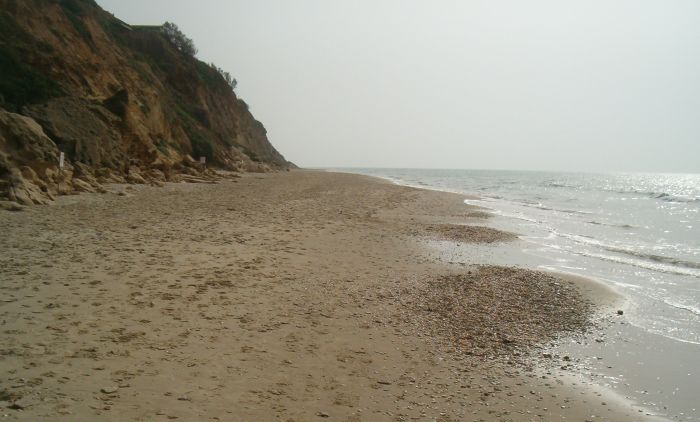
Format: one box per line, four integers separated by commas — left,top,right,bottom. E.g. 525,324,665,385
632,323,700,346
377,176,477,198
509,198,596,216
540,181,580,189
514,198,541,206
555,232,700,274
661,298,700,317
587,221,637,229
518,202,593,215
607,189,700,203
607,247,700,271
518,202,553,211
558,208,593,215
652,192,699,203
474,206,540,224
575,251,700,278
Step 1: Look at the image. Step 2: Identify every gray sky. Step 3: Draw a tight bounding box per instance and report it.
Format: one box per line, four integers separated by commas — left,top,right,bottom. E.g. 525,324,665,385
97,0,700,173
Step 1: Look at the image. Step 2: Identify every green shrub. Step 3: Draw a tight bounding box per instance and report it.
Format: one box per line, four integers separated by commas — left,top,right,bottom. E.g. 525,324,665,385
195,61,219,88
0,48,63,110
208,63,237,91
59,0,94,42
59,0,95,16
190,133,214,161
162,22,197,57
155,139,171,157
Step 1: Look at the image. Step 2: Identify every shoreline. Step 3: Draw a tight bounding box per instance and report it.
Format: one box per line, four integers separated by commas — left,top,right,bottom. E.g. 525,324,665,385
329,169,674,419
545,270,625,312
0,170,662,420
354,169,694,420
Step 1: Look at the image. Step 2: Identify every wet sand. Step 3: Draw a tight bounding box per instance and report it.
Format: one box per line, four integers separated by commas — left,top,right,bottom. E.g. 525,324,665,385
0,170,662,420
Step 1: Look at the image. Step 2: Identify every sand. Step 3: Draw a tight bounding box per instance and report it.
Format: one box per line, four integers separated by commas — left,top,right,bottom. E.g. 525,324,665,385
423,224,518,244
0,170,662,421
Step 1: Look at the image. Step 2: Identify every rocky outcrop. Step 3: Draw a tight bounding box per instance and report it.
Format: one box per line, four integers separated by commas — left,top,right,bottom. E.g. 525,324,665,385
0,110,59,206
23,96,125,168
0,0,293,206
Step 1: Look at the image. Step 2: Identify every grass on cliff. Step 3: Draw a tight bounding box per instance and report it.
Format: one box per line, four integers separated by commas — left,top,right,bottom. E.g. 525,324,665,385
0,52,63,110
0,47,64,111
155,139,171,158
59,0,98,43
190,133,214,162
0,11,64,110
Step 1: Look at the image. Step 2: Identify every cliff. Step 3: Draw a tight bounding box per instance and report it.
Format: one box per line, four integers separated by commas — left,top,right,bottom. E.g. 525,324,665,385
0,0,293,208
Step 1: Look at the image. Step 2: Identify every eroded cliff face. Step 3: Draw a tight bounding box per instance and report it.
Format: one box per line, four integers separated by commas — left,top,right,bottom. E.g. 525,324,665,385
0,0,293,208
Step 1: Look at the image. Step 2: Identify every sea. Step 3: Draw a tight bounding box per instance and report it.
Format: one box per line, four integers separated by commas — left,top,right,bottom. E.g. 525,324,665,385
343,168,700,421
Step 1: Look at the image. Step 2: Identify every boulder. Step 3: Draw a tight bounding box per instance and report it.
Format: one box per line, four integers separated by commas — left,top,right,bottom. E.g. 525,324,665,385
6,172,51,205
95,167,126,184
72,178,96,193
126,169,147,184
0,110,60,204
73,162,102,188
0,110,59,165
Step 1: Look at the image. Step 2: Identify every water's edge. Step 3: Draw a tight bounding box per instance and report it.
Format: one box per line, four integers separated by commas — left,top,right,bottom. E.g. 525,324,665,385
333,168,698,421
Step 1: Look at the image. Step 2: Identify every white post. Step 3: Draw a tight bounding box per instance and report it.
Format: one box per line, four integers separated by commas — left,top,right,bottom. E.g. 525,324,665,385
58,151,65,192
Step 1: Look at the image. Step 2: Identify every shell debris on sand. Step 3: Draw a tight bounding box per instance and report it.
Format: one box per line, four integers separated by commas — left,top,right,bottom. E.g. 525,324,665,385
423,224,518,244
397,265,593,363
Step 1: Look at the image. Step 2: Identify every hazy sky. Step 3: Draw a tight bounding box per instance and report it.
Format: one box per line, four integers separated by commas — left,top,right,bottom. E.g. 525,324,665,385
97,0,700,173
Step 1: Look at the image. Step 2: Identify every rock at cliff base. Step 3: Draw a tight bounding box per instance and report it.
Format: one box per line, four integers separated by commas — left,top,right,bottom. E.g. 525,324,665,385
0,201,25,211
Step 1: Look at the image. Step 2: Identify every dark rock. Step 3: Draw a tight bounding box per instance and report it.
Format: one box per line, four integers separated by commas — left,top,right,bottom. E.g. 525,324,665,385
103,89,129,117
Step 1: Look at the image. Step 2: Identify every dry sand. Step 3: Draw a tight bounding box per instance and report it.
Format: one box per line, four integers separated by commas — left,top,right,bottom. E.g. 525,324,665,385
0,170,660,421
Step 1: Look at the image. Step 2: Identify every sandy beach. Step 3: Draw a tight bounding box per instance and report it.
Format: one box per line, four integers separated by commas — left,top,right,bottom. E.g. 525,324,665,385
0,170,660,421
